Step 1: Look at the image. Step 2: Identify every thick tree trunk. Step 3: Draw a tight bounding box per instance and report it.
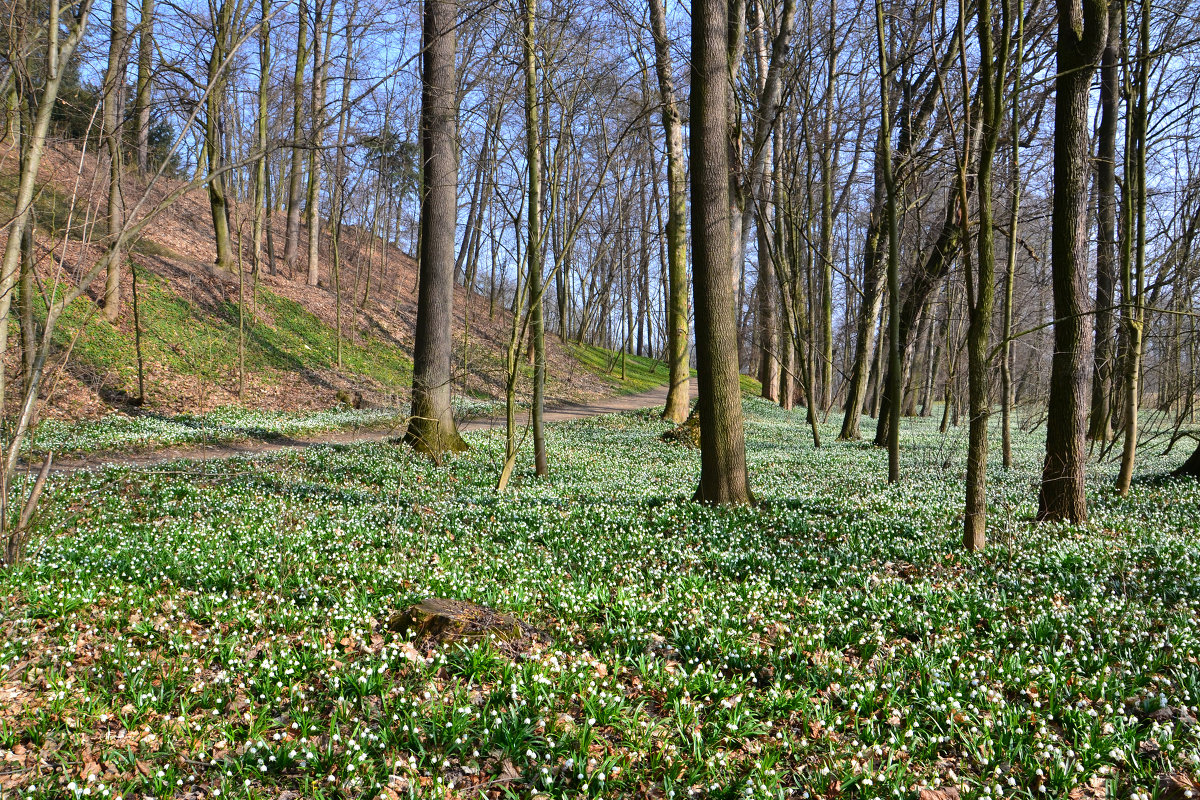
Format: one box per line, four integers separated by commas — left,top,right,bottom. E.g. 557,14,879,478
404,0,466,456
1038,0,1107,523
691,0,752,504
648,0,691,423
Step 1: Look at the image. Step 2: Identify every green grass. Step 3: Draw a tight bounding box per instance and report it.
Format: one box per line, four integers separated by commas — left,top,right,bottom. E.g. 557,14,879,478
46,266,412,402
567,342,674,394
3,402,1199,799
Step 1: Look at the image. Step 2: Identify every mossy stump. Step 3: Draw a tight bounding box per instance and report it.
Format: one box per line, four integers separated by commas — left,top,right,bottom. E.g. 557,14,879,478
387,598,522,643
660,406,700,448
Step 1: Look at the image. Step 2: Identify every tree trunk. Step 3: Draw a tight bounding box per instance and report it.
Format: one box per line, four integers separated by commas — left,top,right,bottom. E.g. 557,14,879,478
523,0,547,476
648,0,691,423
839,132,886,440
305,0,330,287
964,0,1011,552
873,196,963,446
1088,9,1119,443
134,0,154,174
1115,0,1149,496
103,0,128,320
874,0,901,483
1038,0,1107,523
404,0,466,456
283,0,309,270
756,212,779,401
1000,4,1025,469
692,0,752,504
205,0,234,271
1175,442,1200,478
252,0,271,275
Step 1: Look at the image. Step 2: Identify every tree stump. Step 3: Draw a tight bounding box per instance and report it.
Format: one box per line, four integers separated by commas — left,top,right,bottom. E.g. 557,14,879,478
387,598,523,643
660,406,700,448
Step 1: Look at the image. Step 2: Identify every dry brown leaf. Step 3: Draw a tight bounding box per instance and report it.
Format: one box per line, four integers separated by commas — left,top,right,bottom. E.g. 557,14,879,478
919,788,960,800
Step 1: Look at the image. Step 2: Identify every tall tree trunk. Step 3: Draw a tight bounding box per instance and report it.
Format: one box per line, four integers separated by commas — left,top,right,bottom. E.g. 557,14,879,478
103,0,128,320
648,0,691,423
839,133,886,440
283,0,309,270
1000,2,1025,469
205,0,234,271
404,0,466,456
1088,8,1120,443
819,0,837,413
134,0,153,174
692,0,752,504
1038,0,1107,523
964,0,1012,552
305,0,330,287
873,196,964,445
756,204,779,400
1115,0,1149,496
252,0,271,275
874,0,900,484
523,0,547,476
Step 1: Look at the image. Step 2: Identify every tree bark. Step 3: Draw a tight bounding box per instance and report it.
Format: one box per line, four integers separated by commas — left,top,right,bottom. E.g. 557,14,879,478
405,0,466,456
134,0,154,174
648,0,691,423
1115,0,1149,496
283,0,309,270
103,0,128,319
523,0,547,476
305,0,330,287
1088,8,1119,443
1038,0,1107,523
205,0,235,271
692,0,752,504
252,0,271,275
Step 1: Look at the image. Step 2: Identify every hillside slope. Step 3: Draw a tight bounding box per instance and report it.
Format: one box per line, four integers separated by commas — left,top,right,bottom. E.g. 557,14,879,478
4,139,667,423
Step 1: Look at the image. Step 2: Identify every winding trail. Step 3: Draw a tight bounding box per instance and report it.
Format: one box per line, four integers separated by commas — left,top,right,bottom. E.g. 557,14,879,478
49,380,696,473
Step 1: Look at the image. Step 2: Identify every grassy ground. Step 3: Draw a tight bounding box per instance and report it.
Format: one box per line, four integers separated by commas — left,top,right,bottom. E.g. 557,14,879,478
2,403,1199,799
47,267,414,402
23,398,508,456
566,343,675,395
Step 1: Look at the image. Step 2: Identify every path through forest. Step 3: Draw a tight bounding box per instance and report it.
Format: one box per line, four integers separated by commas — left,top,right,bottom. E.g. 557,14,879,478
48,380,697,472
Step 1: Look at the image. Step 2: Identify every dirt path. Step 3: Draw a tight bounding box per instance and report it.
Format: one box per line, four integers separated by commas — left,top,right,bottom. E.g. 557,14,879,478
49,380,695,473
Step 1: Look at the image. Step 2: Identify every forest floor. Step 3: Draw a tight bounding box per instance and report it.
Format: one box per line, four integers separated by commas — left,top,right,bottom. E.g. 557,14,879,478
2,401,1199,800
34,380,697,472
